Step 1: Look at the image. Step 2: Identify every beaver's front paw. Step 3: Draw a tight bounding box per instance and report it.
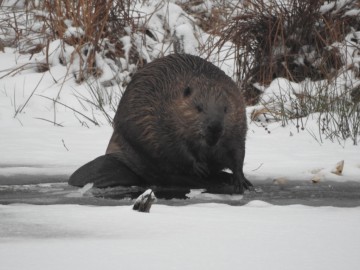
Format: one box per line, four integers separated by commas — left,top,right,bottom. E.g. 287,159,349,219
233,176,254,194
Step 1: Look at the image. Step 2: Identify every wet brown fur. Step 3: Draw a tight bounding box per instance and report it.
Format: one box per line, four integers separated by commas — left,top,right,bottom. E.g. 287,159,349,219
105,53,251,192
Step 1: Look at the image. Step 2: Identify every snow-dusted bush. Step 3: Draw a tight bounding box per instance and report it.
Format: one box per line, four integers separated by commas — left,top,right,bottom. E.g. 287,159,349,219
215,0,358,98
214,0,360,144
0,0,205,84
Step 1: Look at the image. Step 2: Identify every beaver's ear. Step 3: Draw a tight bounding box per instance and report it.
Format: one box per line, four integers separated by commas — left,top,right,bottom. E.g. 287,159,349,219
183,86,192,97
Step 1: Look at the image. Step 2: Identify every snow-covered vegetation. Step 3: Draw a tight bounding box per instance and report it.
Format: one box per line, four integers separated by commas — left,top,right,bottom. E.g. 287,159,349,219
1,0,359,143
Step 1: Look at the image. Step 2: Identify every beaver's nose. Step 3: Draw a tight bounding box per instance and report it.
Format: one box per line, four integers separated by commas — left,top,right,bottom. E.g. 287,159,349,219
205,120,223,146
207,121,223,134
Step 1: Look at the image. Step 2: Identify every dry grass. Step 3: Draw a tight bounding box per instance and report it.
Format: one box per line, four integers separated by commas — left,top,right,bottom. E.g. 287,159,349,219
206,0,360,144
38,0,140,82
0,0,145,82
212,0,359,103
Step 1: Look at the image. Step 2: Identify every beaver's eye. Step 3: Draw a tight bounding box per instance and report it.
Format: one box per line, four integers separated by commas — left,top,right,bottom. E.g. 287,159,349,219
183,86,192,97
196,104,203,113
224,106,228,113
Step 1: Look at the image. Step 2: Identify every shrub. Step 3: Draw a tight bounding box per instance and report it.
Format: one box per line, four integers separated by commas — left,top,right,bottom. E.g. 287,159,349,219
217,0,359,100
39,0,141,82
215,0,360,144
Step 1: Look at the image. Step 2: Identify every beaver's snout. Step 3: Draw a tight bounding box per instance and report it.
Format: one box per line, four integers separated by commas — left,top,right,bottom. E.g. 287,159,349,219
205,120,223,146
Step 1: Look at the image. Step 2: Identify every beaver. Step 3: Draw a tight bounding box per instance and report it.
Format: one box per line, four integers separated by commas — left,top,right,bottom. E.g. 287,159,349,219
69,53,252,194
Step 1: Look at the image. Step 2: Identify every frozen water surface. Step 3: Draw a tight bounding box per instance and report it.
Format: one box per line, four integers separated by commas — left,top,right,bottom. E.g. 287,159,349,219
1,176,360,207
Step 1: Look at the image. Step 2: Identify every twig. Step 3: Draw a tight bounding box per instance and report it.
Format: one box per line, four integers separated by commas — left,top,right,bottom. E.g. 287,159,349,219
33,117,64,127
62,139,69,151
15,72,45,117
252,163,263,172
36,94,99,126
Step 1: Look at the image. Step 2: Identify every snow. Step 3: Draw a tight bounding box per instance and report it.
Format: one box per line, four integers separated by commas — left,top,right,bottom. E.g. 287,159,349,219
0,1,360,269
245,116,360,182
0,203,359,270
320,2,336,14
344,9,360,17
64,27,84,39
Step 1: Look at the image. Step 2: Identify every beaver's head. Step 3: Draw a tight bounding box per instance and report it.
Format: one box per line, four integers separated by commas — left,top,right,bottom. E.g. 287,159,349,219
173,76,231,147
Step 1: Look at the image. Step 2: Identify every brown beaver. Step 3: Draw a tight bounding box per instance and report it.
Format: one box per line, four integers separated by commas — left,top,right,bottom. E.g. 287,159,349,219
69,53,252,194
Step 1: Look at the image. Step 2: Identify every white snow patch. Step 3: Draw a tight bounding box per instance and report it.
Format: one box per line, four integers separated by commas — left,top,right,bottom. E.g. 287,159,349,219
63,27,84,39
0,204,359,270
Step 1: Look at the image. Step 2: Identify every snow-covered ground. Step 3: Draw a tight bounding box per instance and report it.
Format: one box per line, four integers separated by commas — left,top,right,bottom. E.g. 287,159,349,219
1,1,360,269
1,202,360,270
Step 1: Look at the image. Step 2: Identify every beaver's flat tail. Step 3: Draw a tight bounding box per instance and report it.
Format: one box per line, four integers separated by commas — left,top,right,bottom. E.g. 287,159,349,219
68,154,143,188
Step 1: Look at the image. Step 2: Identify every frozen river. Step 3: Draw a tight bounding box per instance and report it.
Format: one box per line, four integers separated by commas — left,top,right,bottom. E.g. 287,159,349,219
1,175,359,207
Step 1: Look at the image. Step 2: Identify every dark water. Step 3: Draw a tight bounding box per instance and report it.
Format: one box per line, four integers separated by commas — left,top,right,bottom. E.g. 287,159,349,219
1,174,360,207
